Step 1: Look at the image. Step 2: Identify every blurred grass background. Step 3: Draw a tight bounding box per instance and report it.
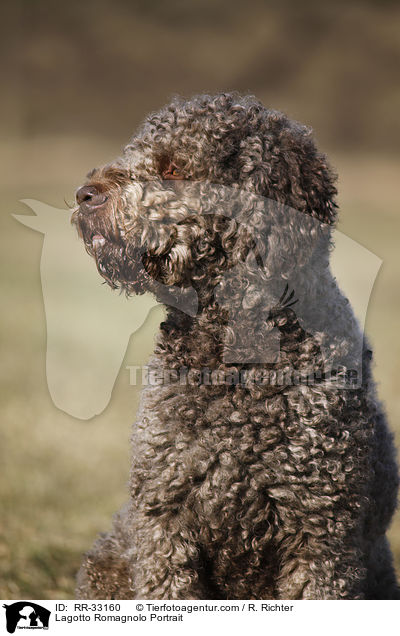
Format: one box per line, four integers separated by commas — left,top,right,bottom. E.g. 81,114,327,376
1,0,399,598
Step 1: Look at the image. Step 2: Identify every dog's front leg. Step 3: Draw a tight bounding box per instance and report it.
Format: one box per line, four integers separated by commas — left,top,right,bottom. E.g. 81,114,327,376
275,529,367,599
133,518,210,599
76,506,136,599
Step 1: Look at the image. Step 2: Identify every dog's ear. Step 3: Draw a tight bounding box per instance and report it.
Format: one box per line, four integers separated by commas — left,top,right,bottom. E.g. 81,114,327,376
238,117,338,227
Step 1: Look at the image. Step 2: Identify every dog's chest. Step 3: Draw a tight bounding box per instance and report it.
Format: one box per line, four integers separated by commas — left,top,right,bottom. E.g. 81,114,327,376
133,384,354,525
137,380,373,545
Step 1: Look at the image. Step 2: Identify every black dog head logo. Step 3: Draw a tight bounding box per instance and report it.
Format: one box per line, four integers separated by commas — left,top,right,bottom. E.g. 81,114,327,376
3,602,50,634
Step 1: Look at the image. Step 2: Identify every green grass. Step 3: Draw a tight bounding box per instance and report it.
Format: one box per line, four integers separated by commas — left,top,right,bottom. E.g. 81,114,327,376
1,139,399,598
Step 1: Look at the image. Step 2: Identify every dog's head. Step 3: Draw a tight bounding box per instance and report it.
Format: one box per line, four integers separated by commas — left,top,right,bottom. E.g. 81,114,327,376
72,93,337,303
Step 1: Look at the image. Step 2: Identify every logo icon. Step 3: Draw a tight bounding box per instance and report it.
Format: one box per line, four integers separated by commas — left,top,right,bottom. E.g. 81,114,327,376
2,602,51,633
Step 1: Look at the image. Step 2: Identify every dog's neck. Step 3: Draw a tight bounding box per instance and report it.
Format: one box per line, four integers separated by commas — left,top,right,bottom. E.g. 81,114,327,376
153,260,354,383
157,287,317,372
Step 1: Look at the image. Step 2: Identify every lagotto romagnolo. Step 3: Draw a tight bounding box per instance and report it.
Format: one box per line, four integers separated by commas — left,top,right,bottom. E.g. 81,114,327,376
72,93,399,599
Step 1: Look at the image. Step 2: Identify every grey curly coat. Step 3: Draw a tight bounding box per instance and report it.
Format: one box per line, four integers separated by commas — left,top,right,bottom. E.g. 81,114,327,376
72,93,399,599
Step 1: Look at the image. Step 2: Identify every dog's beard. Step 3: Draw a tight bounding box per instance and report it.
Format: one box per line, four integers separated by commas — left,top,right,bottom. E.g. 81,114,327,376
91,241,152,294
72,208,153,294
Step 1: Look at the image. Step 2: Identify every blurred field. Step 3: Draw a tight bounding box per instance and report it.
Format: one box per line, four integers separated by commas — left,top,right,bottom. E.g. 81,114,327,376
0,137,399,598
3,0,400,152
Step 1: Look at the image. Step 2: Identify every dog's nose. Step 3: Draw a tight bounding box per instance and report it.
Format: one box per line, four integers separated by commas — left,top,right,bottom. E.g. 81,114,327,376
76,185,108,210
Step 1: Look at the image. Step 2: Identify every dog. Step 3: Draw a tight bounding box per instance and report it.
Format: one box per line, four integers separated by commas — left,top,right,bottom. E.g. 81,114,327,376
72,92,399,599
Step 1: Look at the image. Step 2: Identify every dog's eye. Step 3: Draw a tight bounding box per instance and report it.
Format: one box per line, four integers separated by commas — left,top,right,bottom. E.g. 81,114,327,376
162,163,184,180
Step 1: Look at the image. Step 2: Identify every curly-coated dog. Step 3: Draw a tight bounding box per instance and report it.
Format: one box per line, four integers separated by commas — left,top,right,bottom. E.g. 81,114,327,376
72,93,399,599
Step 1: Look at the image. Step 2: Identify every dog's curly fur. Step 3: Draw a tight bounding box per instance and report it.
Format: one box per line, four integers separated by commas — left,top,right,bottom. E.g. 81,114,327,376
72,93,399,599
